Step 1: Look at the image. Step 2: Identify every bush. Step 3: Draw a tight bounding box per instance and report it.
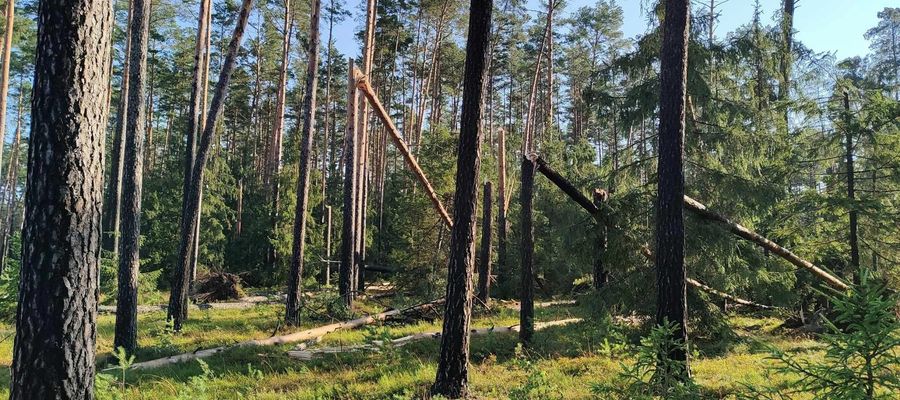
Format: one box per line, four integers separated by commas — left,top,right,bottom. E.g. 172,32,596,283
758,270,900,399
591,320,703,399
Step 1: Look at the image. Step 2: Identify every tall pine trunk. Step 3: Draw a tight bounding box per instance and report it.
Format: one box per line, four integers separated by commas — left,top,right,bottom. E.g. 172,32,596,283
168,0,253,331
843,91,859,281
519,156,536,344
114,0,151,355
11,0,112,396
339,58,359,307
430,0,492,396
655,0,691,378
179,0,211,297
285,0,321,326
268,0,293,268
103,0,135,258
0,0,15,205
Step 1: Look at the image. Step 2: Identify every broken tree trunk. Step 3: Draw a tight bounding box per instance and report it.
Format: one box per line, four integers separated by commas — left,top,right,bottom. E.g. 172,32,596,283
354,68,452,226
122,298,445,370
682,195,849,290
533,156,599,217
287,318,582,360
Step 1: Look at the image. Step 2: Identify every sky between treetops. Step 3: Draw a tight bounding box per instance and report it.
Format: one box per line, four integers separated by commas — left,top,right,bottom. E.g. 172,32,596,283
331,0,893,63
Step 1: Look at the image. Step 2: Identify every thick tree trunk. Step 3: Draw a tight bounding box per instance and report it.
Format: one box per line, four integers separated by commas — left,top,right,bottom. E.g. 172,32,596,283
655,0,691,377
476,181,492,306
518,156,536,345
285,0,321,327
354,0,376,292
11,0,112,396
340,59,359,307
167,0,253,331
114,0,151,355
430,0,492,396
103,0,135,258
778,0,794,107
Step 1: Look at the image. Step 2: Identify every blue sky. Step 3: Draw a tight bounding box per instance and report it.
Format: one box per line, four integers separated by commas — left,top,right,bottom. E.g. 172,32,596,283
332,0,893,61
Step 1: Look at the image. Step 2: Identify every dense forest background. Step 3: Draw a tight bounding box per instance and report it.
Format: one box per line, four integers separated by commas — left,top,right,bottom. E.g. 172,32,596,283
0,0,897,320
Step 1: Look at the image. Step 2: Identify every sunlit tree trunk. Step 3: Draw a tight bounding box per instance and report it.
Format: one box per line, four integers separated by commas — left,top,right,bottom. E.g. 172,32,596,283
430,0,492,396
11,0,112,396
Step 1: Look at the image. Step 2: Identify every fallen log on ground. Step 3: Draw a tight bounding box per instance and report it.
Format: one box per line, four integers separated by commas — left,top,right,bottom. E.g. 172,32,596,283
354,67,452,227
116,298,444,370
682,196,849,290
287,318,583,360
640,246,779,310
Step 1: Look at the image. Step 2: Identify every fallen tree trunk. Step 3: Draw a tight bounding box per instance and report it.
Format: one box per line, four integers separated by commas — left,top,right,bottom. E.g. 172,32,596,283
533,156,599,217
287,318,582,360
686,278,779,310
354,67,452,227
682,196,849,290
119,298,444,370
640,246,778,310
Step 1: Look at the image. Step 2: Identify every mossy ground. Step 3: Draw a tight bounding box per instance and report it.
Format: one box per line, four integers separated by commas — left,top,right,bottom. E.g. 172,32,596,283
0,294,825,399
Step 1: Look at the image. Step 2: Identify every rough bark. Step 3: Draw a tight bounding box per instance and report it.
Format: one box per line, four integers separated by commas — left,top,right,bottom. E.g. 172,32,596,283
339,58,359,307
476,181,492,306
655,0,691,376
518,156,536,346
114,0,151,355
285,0,321,327
430,0,492,396
10,0,112,396
168,0,253,331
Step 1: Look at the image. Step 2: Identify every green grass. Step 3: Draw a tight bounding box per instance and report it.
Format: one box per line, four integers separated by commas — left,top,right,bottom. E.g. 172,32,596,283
0,298,828,399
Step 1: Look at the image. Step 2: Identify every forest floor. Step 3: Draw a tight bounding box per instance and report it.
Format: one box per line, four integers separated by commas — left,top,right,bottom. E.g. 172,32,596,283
0,291,824,399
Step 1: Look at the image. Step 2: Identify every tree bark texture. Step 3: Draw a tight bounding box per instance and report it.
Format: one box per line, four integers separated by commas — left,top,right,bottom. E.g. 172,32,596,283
11,0,112,397
430,0,492,396
655,0,691,376
285,0,321,327
114,0,151,355
168,0,253,331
